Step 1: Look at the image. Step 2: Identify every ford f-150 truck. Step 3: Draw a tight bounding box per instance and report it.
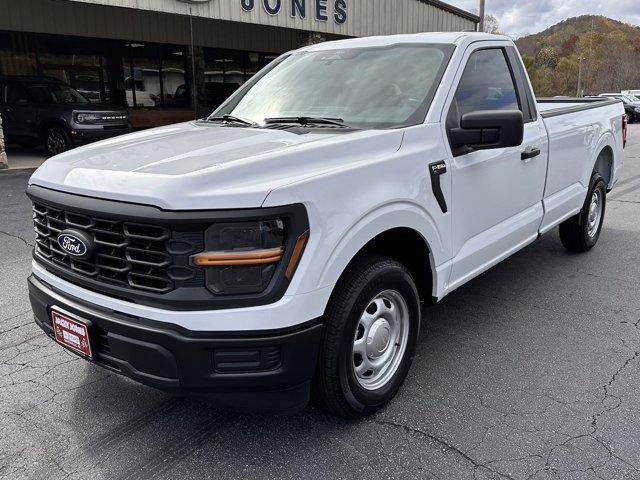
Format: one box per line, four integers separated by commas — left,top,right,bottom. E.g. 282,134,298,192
26,33,626,418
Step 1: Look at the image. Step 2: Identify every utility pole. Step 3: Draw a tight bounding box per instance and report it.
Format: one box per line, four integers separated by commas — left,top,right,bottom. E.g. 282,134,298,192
478,0,485,32
576,56,585,97
189,7,197,117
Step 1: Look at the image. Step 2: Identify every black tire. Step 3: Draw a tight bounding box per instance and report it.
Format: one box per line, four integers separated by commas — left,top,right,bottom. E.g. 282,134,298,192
559,172,607,252
312,254,420,418
45,126,72,156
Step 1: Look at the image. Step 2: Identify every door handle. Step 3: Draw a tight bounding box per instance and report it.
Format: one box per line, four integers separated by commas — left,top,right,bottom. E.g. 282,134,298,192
521,146,541,161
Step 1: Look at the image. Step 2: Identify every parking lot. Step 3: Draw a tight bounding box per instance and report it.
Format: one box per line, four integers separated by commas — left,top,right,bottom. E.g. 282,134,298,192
1,126,639,480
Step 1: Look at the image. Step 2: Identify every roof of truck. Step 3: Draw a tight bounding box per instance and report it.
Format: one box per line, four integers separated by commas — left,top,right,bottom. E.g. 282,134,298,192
300,32,510,52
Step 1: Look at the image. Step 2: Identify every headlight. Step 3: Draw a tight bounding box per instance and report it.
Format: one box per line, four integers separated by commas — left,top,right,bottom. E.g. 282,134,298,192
635,107,640,113
191,219,308,295
74,112,102,124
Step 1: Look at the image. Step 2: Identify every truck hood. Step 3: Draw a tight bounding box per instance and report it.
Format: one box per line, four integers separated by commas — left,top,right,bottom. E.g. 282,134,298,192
29,121,404,209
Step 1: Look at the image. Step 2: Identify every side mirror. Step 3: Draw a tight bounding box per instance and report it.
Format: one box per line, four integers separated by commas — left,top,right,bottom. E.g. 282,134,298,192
450,110,524,151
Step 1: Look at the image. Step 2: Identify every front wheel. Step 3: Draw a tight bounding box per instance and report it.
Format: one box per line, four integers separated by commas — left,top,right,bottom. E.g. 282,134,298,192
559,172,607,252
45,126,72,156
312,255,420,418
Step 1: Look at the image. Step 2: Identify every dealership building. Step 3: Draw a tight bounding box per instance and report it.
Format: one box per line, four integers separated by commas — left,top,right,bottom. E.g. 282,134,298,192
0,0,478,128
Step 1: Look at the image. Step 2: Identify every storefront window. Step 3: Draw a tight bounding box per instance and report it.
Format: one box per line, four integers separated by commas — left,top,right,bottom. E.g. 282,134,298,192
38,53,101,67
202,48,276,110
122,43,188,108
0,30,276,113
123,43,161,107
225,50,246,89
204,49,225,85
161,46,188,108
34,36,110,103
0,32,37,75
204,49,236,109
74,69,109,104
245,52,260,81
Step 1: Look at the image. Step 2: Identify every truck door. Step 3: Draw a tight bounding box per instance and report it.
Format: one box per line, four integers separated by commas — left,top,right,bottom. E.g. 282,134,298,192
444,44,548,291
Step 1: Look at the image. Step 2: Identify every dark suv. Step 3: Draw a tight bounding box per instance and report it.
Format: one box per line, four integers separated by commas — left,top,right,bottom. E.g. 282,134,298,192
598,93,640,123
0,76,131,155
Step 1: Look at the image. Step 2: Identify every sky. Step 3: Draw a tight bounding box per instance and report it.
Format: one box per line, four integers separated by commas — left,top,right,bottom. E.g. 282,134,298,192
448,0,640,38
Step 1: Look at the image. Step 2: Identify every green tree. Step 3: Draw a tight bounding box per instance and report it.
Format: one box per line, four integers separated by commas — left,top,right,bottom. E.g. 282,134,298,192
535,46,558,69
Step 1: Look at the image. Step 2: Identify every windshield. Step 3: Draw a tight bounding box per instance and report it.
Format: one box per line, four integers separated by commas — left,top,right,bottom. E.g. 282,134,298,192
212,44,454,129
26,83,89,104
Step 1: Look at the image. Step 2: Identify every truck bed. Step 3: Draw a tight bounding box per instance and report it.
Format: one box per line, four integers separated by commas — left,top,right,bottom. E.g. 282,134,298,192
536,96,625,234
537,97,621,118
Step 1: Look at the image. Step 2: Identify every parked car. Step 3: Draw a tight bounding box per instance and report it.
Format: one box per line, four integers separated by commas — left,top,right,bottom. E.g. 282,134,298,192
599,93,640,122
26,33,625,418
622,89,640,99
0,76,131,155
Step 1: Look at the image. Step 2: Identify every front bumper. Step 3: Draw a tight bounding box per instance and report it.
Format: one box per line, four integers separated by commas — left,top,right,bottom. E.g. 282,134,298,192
29,275,323,413
70,125,132,145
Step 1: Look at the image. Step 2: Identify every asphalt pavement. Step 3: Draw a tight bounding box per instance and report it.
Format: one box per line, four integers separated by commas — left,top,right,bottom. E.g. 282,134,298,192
1,127,640,480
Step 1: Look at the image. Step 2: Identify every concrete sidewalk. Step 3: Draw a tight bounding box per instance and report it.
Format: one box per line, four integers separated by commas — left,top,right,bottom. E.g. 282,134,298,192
3,146,48,170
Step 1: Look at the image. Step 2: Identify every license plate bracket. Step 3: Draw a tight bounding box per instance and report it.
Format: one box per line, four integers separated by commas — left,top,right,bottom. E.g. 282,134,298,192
50,307,93,358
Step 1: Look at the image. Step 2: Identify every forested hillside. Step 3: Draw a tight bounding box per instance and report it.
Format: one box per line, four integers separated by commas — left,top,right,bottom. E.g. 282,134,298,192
515,15,640,97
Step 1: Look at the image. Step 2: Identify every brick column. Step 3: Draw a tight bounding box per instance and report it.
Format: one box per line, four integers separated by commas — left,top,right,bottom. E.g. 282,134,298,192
0,112,8,170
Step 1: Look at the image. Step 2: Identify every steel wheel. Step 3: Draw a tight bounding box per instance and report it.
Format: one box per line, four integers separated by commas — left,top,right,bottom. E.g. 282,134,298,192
587,190,603,238
559,172,606,252
352,289,410,391
313,255,420,418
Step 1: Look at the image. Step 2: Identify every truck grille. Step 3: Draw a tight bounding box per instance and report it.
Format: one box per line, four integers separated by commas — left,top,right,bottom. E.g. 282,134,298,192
32,202,201,294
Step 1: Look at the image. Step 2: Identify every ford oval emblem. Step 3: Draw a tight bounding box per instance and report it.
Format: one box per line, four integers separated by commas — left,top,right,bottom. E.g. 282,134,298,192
57,229,94,260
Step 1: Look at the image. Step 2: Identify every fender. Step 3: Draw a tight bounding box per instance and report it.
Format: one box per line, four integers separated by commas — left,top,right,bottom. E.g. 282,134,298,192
316,201,446,298
588,131,616,189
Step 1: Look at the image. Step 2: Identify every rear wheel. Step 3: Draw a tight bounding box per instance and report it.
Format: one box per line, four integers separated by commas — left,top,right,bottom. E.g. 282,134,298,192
313,255,420,418
559,172,607,252
45,126,72,156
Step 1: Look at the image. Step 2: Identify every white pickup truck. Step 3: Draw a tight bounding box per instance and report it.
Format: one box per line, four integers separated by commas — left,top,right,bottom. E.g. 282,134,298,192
27,33,626,418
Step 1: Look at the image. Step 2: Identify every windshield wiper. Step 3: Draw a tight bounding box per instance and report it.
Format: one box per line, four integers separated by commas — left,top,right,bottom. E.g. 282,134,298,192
207,115,257,126
264,116,348,127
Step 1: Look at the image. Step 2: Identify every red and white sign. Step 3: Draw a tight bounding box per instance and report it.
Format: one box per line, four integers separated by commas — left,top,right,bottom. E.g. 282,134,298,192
51,308,92,358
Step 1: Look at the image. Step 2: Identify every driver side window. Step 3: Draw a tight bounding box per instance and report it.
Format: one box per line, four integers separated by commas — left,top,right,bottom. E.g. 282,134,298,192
447,48,519,129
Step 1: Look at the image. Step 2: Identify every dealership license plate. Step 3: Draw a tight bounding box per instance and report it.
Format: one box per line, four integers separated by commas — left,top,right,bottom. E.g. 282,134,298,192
51,308,92,358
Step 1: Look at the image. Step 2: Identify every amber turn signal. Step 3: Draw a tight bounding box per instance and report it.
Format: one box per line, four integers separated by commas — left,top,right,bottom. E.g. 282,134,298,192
192,247,284,266
285,230,309,279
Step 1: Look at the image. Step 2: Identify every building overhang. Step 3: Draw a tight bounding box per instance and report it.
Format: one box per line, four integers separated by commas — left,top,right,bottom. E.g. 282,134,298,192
61,0,478,37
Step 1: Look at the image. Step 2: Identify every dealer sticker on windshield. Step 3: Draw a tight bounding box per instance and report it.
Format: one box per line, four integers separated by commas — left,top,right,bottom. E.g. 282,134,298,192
51,308,92,358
